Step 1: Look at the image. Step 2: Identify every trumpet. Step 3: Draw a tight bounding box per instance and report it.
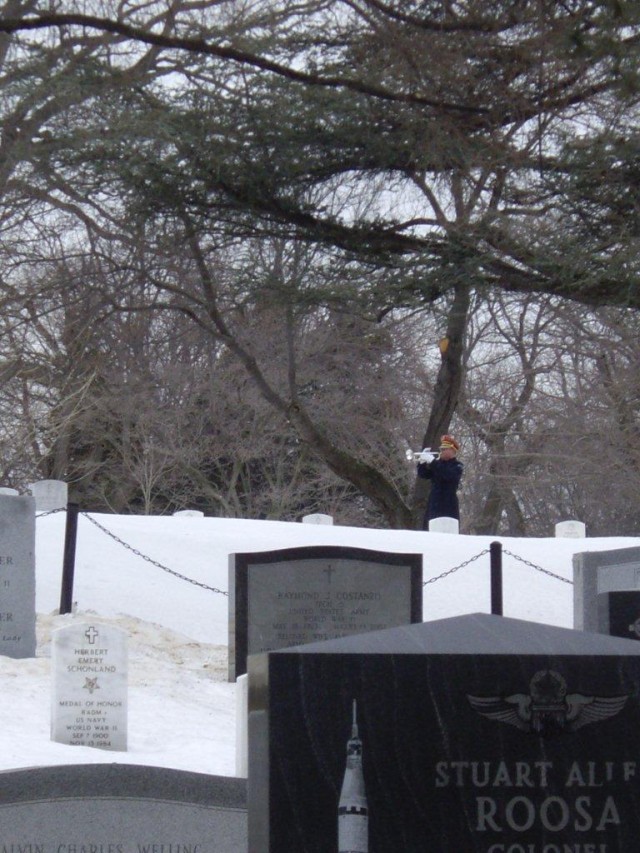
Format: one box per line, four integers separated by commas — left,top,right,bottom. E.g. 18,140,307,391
405,448,440,462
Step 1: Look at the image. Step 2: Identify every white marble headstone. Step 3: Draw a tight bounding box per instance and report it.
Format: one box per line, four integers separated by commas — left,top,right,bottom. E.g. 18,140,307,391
28,479,68,512
51,622,128,751
429,516,459,534
301,513,334,525
0,494,36,658
555,519,586,538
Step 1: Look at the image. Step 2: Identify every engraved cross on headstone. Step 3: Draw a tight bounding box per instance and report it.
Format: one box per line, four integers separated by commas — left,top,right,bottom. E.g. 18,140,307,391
85,626,99,644
323,566,335,584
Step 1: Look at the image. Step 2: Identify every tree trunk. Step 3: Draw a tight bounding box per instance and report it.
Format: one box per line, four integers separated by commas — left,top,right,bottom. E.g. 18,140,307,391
411,282,471,527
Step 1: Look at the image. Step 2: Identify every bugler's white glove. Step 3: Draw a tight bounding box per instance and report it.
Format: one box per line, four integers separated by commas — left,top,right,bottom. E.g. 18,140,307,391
418,449,436,464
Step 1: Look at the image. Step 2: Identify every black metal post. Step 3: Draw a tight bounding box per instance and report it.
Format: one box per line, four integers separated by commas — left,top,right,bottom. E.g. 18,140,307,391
59,502,79,615
490,540,503,616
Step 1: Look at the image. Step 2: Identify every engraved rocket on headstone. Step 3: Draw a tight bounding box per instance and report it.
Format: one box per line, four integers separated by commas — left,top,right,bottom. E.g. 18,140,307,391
338,700,368,853
250,614,640,851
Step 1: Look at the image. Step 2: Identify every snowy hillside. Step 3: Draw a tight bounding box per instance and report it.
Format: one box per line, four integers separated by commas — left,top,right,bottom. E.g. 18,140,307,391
1,509,638,776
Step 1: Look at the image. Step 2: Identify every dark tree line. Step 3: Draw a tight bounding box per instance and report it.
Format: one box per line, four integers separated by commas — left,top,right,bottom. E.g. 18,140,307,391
0,1,639,533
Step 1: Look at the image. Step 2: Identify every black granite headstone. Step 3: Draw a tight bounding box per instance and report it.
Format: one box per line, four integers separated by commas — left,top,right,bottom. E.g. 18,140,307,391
598,590,640,641
249,613,640,852
229,545,422,679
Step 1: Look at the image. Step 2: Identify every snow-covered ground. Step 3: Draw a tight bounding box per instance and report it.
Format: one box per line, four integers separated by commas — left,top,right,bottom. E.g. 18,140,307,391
1,509,638,776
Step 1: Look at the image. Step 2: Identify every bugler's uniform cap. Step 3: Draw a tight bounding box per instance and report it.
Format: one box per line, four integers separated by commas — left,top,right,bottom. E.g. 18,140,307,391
439,434,460,451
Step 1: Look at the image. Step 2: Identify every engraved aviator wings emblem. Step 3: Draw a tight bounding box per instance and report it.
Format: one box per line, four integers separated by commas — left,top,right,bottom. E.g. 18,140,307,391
467,670,628,736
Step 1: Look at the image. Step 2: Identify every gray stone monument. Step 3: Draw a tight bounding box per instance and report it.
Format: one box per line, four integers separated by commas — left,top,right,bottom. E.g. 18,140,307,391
249,613,640,852
28,478,68,511
228,545,422,680
0,493,36,658
51,621,128,750
574,545,640,633
0,764,246,852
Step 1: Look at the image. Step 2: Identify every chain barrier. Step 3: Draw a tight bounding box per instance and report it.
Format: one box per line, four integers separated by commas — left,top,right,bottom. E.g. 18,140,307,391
423,546,572,587
423,548,490,585
80,511,228,596
35,507,66,518
40,507,571,592
502,547,573,585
